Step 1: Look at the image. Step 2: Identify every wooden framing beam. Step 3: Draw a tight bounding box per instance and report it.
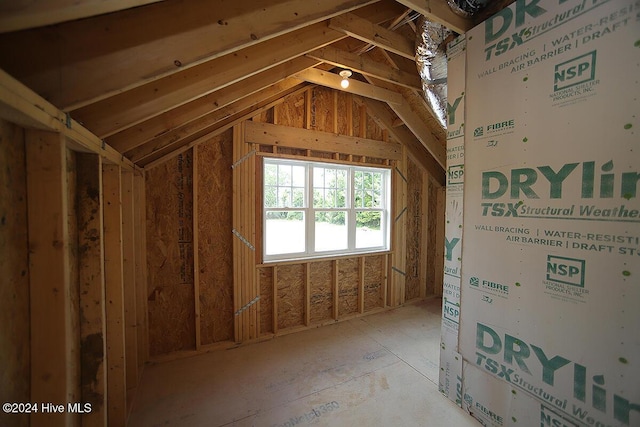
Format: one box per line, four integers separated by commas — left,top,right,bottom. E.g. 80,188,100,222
26,130,73,427
124,81,308,159
390,99,446,168
306,45,422,90
70,23,337,138
129,85,309,166
0,70,134,170
77,153,108,427
360,98,444,185
0,0,387,110
245,121,402,161
102,165,127,427
329,13,415,60
106,62,318,153
133,172,149,368
295,68,402,105
393,0,473,34
390,145,407,307
120,170,138,396
0,0,165,33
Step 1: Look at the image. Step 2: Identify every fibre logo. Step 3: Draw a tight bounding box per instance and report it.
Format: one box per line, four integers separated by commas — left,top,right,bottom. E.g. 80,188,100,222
546,255,585,287
554,51,596,92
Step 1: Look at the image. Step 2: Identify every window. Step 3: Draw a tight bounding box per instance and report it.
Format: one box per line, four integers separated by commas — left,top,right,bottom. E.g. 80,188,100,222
263,158,390,262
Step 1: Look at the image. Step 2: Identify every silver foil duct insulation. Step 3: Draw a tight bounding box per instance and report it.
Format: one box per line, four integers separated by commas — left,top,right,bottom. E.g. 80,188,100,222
415,17,451,129
447,0,489,17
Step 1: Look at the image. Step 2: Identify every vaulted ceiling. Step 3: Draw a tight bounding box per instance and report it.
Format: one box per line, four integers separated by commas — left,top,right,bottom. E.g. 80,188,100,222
0,0,511,177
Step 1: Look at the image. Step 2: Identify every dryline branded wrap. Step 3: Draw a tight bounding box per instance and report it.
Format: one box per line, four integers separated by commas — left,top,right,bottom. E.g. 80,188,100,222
453,0,640,425
439,34,466,405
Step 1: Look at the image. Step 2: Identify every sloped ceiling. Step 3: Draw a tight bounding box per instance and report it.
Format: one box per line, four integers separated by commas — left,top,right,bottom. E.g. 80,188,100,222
0,0,509,175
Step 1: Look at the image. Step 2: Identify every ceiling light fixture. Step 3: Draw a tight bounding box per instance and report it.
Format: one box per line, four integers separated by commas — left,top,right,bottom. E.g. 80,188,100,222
339,70,352,89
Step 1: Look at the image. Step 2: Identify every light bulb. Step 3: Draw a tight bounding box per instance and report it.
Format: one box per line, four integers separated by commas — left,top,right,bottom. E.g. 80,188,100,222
338,70,352,89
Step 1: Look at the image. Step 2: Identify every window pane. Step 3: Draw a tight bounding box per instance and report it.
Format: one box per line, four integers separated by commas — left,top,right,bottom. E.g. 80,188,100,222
356,211,383,248
292,165,306,187
265,164,277,186
314,167,347,208
315,211,348,252
265,211,305,255
277,165,291,185
264,186,277,208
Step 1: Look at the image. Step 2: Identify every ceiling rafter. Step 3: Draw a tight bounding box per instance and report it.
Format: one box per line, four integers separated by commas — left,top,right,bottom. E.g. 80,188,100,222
306,45,422,90
0,0,165,34
393,0,472,33
0,0,391,110
329,12,416,60
128,84,310,164
360,98,445,185
106,59,320,153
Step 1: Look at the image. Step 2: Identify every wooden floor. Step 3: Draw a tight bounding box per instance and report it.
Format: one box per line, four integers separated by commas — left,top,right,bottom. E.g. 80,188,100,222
128,298,478,426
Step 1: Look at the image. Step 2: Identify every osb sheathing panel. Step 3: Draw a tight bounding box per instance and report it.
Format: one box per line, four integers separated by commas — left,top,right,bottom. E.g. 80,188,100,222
147,285,195,355
364,256,385,311
146,150,195,355
0,119,29,427
197,132,234,344
275,92,305,128
311,86,334,133
277,264,305,330
258,267,273,335
338,258,359,316
405,158,422,301
352,100,362,138
309,261,333,324
366,115,384,142
336,92,350,136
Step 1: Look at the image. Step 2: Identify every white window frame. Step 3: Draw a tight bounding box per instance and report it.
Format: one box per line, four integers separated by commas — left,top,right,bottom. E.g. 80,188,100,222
263,158,390,262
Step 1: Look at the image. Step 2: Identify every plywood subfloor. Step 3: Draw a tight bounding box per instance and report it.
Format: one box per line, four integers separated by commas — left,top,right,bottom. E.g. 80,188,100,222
128,298,478,427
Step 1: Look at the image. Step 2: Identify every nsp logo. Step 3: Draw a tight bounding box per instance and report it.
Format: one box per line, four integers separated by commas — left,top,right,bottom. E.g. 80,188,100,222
448,165,464,184
540,404,578,427
554,51,596,92
546,255,585,287
443,299,460,323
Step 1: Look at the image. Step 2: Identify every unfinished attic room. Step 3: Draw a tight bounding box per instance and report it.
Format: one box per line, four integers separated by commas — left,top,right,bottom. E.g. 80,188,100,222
1,0,639,425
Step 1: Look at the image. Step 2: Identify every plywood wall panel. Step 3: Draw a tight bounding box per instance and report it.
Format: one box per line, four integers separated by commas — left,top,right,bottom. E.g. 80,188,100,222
336,92,350,136
275,92,305,128
364,255,385,311
277,264,305,330
0,119,29,427
405,158,422,301
311,87,334,133
309,261,333,324
258,267,274,335
147,285,196,356
366,115,384,142
338,258,359,316
352,100,362,138
197,133,234,344
146,150,195,355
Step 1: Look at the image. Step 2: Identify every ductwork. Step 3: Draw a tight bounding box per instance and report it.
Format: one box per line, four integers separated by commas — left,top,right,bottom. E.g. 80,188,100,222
415,17,451,128
415,2,488,129
447,0,489,17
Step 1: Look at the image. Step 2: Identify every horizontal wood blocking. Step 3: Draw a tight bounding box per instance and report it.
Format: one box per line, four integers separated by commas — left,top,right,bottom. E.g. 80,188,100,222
245,120,402,161
295,68,403,105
